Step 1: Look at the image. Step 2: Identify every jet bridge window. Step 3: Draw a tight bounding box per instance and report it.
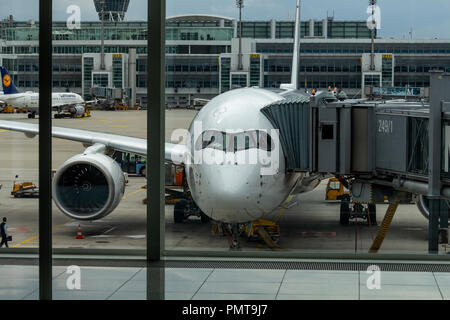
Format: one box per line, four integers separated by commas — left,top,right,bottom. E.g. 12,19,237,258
321,124,334,140
195,130,273,152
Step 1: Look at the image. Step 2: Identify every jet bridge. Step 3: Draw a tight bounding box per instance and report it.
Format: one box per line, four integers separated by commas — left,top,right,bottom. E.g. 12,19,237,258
261,71,450,252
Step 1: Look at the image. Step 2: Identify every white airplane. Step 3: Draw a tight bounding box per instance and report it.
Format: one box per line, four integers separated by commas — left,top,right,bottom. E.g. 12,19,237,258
0,66,91,119
0,0,323,248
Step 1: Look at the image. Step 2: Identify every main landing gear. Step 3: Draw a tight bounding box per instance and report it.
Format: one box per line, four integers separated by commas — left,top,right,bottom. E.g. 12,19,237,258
173,198,210,224
27,112,36,119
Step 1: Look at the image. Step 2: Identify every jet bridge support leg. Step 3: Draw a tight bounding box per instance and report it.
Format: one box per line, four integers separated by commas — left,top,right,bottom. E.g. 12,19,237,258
428,199,441,253
440,200,449,245
369,201,399,253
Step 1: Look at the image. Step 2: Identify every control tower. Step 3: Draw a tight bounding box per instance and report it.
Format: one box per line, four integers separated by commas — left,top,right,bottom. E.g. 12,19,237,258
93,0,130,22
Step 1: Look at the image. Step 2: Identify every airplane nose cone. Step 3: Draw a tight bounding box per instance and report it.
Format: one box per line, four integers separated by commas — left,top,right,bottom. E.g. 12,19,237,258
192,162,266,223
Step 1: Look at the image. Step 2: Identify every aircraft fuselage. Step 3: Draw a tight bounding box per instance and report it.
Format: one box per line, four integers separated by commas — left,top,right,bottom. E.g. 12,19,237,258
184,87,302,223
0,92,84,113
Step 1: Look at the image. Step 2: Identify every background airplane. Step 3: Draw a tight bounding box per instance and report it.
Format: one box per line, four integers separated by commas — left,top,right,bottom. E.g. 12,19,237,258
0,66,92,119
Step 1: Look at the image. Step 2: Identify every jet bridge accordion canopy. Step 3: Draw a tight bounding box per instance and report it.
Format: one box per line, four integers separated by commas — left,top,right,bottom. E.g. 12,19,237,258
260,94,311,171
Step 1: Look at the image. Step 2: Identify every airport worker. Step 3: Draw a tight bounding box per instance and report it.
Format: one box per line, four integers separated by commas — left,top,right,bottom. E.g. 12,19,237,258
0,217,9,248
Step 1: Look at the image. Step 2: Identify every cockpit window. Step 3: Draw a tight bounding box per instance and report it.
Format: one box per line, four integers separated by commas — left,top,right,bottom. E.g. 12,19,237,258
195,130,273,152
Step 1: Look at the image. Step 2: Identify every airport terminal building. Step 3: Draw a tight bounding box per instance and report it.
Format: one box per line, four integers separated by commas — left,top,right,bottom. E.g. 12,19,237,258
1,14,450,106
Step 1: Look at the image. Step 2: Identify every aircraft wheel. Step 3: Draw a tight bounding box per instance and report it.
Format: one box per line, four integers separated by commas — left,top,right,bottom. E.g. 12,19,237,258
174,199,187,223
340,201,350,225
27,114,32,119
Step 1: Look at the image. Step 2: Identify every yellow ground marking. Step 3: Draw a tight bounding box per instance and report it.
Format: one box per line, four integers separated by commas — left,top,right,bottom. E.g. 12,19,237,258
0,130,8,133
111,125,128,128
122,187,146,200
92,119,109,123
109,120,129,123
11,219,74,248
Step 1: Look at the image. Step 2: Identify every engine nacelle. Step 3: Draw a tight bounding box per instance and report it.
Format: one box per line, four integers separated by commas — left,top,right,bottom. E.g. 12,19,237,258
52,153,126,220
70,105,85,116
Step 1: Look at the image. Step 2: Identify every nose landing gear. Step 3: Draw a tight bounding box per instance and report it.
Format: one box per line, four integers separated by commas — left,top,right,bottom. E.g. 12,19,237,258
222,223,241,250
219,220,281,250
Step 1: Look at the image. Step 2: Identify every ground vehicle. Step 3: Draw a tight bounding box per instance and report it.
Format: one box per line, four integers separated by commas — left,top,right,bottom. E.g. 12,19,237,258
325,178,349,201
326,178,376,225
245,219,280,245
111,151,146,176
340,200,377,226
164,164,210,224
11,176,39,198
0,106,14,113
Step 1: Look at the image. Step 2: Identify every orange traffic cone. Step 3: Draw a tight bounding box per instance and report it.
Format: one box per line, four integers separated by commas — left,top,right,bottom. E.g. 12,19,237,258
76,224,84,239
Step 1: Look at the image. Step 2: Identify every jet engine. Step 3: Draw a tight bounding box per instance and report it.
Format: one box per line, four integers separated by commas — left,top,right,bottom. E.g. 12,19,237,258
70,105,85,116
52,153,126,220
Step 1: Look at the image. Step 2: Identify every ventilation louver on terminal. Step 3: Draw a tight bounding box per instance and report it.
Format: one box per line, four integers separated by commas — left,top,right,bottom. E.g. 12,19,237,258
260,93,311,171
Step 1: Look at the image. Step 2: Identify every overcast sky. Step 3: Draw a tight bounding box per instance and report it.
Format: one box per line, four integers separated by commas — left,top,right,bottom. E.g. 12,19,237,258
1,0,450,39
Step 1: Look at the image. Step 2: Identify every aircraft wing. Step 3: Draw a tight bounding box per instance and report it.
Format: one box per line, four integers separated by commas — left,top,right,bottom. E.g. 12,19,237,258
51,102,81,110
52,100,98,108
0,120,187,164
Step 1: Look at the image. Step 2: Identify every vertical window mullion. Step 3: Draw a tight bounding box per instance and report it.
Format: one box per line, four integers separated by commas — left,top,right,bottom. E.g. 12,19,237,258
39,0,53,301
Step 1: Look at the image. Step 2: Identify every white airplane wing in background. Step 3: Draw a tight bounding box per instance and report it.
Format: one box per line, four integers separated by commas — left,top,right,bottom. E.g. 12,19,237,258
52,99,98,109
0,120,187,164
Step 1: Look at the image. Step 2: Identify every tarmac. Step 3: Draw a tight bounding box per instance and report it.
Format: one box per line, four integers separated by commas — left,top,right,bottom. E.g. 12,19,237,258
0,110,444,254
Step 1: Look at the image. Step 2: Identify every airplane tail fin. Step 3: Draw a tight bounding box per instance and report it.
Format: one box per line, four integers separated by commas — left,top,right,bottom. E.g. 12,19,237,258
280,0,301,91
0,67,19,94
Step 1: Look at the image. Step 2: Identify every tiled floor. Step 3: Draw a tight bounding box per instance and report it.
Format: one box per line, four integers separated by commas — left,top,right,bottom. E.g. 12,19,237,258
1,265,450,300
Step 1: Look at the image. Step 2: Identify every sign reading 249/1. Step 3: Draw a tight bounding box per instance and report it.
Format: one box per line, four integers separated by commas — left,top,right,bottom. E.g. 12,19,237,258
378,119,393,134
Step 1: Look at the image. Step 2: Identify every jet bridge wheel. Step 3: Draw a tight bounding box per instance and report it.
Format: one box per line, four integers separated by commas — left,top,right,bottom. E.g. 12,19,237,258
340,200,351,225
174,199,187,223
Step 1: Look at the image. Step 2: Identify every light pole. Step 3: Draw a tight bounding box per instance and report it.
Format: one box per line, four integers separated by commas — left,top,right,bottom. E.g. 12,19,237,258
100,0,105,70
369,0,376,71
236,0,244,71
